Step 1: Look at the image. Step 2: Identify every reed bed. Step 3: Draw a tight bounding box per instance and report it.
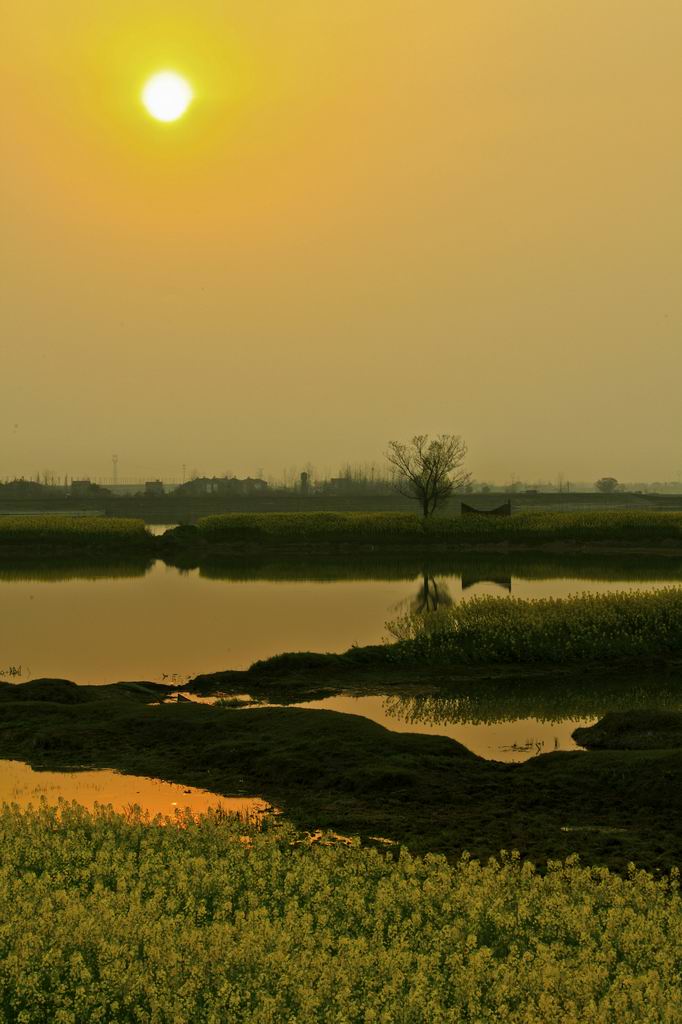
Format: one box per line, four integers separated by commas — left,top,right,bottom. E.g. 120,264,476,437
0,803,680,1023
386,587,682,663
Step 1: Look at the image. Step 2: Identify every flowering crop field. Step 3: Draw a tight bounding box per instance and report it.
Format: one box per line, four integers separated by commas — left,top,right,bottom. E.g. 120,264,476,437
197,510,425,542
0,804,680,1023
0,515,149,545
197,509,682,545
387,587,682,663
444,509,682,543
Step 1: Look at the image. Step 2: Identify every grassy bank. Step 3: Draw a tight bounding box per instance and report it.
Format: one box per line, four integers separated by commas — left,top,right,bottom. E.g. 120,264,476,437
185,589,682,703
1,804,680,1023
3,510,682,556
574,711,682,750
188,645,682,731
3,680,682,872
0,515,151,553
387,587,682,664
192,510,682,548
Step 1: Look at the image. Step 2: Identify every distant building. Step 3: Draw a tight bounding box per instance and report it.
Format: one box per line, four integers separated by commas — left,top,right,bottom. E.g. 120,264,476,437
70,480,92,496
326,477,353,493
144,480,165,497
174,476,269,497
240,477,269,494
69,480,110,497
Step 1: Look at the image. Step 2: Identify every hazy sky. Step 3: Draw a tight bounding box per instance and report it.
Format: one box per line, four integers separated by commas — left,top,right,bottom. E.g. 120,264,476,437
3,1,681,483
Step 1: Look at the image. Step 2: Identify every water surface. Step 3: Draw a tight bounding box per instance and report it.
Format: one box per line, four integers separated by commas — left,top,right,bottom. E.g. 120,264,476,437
0,759,267,818
283,695,592,762
2,559,680,683
2,555,680,763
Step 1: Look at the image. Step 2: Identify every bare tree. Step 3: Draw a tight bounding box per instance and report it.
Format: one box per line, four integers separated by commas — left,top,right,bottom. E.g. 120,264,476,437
385,434,470,517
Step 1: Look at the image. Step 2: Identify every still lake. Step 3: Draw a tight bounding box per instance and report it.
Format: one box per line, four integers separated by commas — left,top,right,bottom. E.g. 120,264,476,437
3,557,682,764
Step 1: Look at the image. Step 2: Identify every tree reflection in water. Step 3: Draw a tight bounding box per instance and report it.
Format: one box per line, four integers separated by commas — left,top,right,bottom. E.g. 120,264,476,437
407,571,513,618
383,673,682,728
411,574,454,614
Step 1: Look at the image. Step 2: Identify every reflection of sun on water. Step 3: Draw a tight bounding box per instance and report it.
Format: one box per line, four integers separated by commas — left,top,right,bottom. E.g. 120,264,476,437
1,760,267,820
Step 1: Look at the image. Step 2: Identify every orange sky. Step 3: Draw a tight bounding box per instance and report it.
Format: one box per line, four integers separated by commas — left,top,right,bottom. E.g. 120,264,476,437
2,1,681,483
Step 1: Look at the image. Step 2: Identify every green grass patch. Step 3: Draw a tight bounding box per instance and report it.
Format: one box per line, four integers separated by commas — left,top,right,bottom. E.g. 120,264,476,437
0,804,680,1023
387,587,682,663
195,510,682,547
0,515,149,547
574,710,682,750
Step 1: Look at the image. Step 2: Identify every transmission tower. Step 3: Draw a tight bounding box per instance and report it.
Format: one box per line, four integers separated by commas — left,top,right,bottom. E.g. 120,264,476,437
112,454,119,485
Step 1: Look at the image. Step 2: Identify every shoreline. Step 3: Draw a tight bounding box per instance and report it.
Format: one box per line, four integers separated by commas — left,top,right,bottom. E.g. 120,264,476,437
2,510,682,559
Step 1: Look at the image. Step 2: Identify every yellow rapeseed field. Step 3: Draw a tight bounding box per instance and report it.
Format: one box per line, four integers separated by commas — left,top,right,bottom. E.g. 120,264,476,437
197,510,682,544
0,804,680,1023
0,515,148,544
387,587,682,662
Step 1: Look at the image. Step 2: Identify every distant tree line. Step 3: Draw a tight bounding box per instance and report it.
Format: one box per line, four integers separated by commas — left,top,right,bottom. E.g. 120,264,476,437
2,463,682,500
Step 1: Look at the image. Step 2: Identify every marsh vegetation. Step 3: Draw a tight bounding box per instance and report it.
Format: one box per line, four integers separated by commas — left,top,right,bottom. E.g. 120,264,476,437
2,675,682,873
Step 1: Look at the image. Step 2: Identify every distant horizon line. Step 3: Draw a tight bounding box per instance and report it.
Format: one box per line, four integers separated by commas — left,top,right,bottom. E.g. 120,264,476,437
3,473,682,495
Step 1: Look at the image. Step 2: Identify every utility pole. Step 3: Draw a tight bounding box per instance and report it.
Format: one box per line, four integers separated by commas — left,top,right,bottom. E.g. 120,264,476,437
112,454,119,485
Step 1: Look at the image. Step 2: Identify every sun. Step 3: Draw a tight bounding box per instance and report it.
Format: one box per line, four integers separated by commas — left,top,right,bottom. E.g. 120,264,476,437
142,71,193,123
